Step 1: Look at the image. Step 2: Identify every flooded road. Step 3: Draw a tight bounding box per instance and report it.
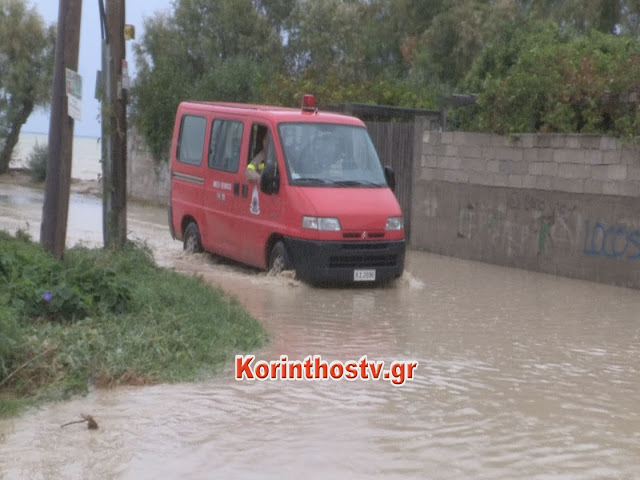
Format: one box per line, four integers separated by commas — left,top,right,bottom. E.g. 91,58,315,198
1,182,639,479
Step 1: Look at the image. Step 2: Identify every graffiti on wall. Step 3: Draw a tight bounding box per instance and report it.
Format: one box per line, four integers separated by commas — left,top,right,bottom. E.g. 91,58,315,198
458,208,533,258
458,201,640,261
458,203,580,258
583,221,640,259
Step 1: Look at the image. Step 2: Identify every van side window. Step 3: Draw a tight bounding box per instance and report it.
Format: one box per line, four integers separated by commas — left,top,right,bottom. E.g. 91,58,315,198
248,124,268,165
209,119,243,172
177,115,206,166
265,131,276,167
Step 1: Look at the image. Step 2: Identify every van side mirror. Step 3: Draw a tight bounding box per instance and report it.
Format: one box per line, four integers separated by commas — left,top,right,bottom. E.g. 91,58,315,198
260,163,280,195
384,165,396,192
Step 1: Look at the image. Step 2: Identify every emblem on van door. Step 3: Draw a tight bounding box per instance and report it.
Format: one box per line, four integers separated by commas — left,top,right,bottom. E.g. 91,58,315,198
250,185,260,215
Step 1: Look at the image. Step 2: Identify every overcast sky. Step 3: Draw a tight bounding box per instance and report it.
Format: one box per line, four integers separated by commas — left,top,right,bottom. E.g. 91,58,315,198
23,0,174,138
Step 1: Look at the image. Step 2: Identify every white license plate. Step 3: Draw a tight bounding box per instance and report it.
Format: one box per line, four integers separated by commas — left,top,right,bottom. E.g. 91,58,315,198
354,269,376,281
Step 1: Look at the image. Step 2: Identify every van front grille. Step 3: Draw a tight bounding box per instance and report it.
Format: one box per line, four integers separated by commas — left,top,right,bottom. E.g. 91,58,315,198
329,254,398,269
342,231,385,240
340,242,389,251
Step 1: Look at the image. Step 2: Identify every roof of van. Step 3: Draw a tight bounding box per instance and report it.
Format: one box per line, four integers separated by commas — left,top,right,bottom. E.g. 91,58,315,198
178,101,366,126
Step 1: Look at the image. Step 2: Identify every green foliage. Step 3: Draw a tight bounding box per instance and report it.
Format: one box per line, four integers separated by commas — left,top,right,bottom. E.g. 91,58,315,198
0,230,132,321
0,230,266,416
191,57,278,102
129,14,191,163
456,23,640,137
262,71,438,111
0,303,23,385
0,0,55,173
130,0,640,153
523,0,622,34
26,142,47,182
130,0,283,162
286,0,367,81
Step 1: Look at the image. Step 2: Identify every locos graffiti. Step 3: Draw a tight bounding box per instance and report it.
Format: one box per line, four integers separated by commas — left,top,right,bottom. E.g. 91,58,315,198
458,207,640,260
583,221,640,259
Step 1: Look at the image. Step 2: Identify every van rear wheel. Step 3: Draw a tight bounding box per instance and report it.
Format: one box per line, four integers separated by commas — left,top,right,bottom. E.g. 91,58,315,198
269,241,291,275
183,222,203,253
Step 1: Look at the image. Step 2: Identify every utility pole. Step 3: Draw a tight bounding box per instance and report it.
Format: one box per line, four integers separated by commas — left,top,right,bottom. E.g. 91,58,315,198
40,0,83,259
100,0,127,248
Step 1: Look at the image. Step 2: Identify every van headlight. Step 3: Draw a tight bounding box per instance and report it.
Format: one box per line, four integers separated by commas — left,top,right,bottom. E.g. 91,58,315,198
302,216,341,231
385,217,403,231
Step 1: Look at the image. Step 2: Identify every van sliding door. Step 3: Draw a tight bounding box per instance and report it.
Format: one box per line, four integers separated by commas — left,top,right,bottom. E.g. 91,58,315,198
203,118,245,258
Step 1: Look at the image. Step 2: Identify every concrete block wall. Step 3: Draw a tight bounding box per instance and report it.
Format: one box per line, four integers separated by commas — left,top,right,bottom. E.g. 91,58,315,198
412,130,640,289
418,132,640,197
127,132,170,204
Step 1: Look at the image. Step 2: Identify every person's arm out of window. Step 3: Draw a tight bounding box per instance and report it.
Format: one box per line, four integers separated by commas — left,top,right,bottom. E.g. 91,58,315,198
245,152,263,182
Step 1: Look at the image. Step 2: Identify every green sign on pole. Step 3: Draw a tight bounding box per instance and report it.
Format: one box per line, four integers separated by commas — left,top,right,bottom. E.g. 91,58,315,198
65,68,82,121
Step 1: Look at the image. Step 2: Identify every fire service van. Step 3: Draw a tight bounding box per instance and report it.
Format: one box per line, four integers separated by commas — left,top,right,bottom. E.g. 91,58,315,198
168,95,405,284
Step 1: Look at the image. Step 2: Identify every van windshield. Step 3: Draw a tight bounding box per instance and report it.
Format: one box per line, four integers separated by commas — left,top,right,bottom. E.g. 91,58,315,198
278,123,387,187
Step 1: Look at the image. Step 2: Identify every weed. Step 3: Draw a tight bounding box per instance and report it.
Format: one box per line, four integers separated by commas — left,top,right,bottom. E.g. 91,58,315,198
26,144,48,182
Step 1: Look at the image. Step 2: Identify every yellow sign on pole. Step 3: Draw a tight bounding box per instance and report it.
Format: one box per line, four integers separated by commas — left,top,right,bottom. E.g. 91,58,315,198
124,24,135,41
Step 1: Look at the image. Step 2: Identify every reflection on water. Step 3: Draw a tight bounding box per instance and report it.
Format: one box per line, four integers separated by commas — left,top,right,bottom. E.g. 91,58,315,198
0,193,44,206
0,184,639,479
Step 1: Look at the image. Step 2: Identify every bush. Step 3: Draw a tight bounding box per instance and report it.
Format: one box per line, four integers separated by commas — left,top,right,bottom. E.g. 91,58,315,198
0,230,131,321
456,23,640,137
0,230,267,415
27,143,48,182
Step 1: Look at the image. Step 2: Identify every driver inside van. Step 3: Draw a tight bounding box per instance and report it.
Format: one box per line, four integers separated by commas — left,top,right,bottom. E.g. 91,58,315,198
245,127,270,183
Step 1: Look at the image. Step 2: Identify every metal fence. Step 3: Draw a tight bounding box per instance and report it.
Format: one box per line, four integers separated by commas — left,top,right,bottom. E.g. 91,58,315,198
366,121,416,240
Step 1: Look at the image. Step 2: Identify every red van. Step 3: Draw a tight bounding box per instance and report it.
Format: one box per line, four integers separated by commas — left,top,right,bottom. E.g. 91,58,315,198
168,96,405,284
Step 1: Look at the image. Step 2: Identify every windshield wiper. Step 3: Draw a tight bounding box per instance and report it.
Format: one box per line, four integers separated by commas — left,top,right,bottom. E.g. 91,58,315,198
293,177,336,185
332,180,385,187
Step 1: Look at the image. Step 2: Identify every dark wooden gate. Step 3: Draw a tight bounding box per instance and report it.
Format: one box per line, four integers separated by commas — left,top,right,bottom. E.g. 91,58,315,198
365,122,414,240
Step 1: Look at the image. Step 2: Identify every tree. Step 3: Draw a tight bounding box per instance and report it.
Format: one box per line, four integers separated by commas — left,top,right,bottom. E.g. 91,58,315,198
130,0,640,144
285,0,367,81
253,0,296,35
408,0,519,90
0,0,55,174
618,0,640,35
131,0,282,161
519,0,621,34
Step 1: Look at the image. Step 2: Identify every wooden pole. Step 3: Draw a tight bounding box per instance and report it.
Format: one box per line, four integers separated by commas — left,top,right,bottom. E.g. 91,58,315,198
103,0,127,248
40,0,83,259
99,0,112,246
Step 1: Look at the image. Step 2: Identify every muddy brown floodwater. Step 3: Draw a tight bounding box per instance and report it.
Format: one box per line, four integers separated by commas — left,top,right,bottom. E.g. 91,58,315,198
1,182,639,479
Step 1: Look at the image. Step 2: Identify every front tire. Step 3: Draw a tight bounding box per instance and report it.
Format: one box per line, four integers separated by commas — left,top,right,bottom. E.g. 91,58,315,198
183,222,203,253
269,241,292,275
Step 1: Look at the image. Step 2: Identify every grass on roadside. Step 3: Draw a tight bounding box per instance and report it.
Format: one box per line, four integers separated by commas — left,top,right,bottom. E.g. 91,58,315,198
0,230,267,418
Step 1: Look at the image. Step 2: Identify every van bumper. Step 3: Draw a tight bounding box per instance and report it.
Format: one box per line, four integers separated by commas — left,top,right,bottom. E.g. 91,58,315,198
283,237,405,284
